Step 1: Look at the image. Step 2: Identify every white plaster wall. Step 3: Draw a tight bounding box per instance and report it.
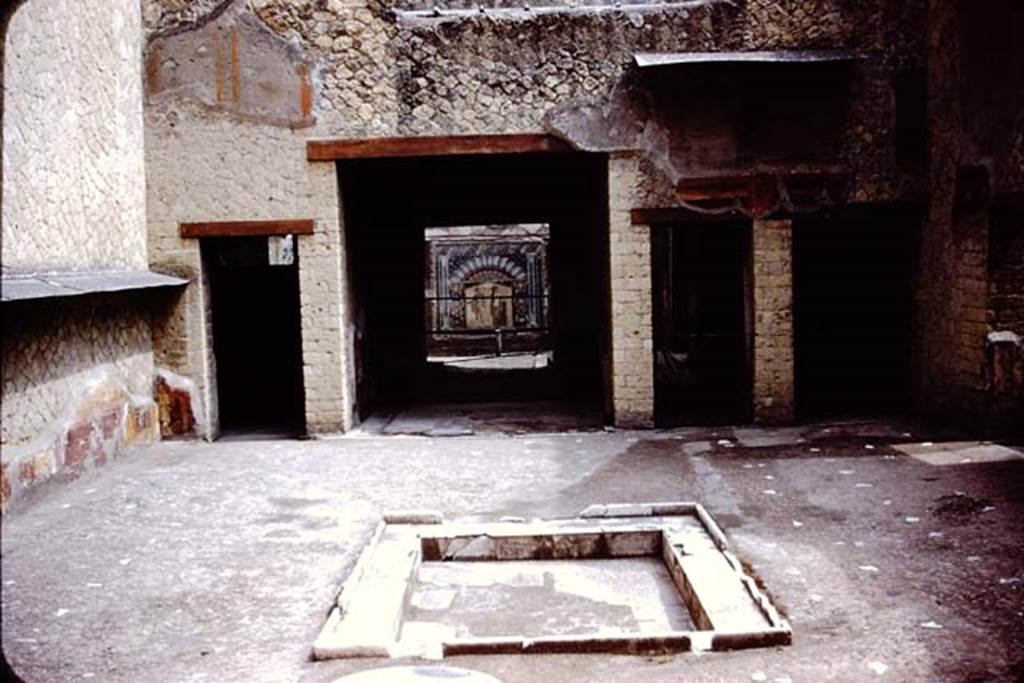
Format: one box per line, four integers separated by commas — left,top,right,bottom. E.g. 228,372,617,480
2,0,147,273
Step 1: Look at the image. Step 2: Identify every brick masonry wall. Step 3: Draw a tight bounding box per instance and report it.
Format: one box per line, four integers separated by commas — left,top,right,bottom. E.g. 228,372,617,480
752,219,794,424
912,0,991,424
147,233,217,438
990,216,1024,333
609,154,654,428
986,214,1024,433
298,163,353,434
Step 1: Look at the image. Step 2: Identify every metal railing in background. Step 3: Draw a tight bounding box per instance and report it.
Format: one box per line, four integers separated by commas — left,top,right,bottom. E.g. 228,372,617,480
424,292,549,333
425,292,550,357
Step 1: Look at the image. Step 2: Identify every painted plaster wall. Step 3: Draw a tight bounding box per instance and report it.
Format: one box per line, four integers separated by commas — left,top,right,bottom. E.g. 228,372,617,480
1,299,159,511
2,300,153,448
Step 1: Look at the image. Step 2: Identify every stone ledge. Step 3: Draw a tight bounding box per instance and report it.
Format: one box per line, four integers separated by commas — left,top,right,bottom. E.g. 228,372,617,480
1,270,187,303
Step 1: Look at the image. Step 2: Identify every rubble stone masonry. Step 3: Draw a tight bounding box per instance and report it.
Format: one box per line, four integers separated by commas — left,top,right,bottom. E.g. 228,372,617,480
1,0,156,512
1,298,159,513
139,0,927,432
3,0,147,274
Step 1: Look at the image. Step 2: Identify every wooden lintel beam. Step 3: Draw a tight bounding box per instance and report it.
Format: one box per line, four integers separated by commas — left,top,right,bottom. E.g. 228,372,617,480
676,170,851,216
179,219,314,238
630,207,746,225
676,174,754,201
306,134,572,161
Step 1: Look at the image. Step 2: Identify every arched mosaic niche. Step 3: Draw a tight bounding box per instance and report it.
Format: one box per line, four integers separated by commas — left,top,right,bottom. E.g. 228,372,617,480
426,224,549,332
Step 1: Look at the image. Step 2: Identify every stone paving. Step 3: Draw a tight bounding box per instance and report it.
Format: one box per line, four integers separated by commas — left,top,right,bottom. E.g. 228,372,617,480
2,418,1023,682
408,557,694,637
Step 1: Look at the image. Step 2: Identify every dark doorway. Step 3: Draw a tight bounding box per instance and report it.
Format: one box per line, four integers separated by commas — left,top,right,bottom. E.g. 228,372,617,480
652,221,753,426
204,236,305,437
793,206,919,419
339,152,610,427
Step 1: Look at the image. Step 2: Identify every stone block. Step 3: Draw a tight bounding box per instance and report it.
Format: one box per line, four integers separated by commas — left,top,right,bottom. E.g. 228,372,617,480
712,629,792,651
443,535,496,561
523,633,691,655
606,530,661,556
599,503,653,517
442,637,525,656
492,535,545,560
550,533,606,559
383,510,444,525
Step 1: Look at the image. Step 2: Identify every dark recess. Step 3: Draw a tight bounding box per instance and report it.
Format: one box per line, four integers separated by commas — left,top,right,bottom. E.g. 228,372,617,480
793,206,920,419
339,152,610,420
652,221,753,426
204,237,306,437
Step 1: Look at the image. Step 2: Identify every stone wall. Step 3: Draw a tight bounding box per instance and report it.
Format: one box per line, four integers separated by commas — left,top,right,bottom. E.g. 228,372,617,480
1,0,156,512
986,210,1024,434
139,0,928,431
298,163,353,434
3,0,147,274
0,297,159,512
141,0,927,182
989,212,1024,333
144,104,352,435
609,154,654,427
911,0,1021,432
752,219,794,423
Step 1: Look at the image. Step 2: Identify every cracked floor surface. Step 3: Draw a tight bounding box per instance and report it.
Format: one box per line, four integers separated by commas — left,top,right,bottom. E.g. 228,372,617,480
2,418,1023,682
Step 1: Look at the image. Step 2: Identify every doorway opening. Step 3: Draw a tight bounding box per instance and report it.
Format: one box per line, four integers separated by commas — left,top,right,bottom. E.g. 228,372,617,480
340,152,609,433
793,206,919,419
652,221,753,427
203,236,306,438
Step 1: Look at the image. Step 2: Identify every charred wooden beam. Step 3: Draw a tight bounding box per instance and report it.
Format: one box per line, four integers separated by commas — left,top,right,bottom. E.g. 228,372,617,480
306,134,572,161
674,169,850,217
630,207,747,225
179,219,314,238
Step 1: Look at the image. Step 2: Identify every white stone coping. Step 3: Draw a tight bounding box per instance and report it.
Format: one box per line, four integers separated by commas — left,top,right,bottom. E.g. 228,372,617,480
313,502,791,660
635,49,863,68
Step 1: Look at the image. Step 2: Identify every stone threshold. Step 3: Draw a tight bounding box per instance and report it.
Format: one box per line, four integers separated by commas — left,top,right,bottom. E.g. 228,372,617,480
312,502,791,660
